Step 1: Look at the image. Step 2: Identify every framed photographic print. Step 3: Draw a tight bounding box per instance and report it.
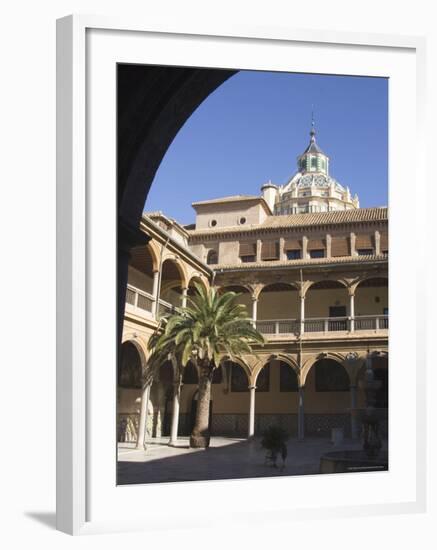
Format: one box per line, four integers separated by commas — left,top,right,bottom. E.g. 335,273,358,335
56,15,427,535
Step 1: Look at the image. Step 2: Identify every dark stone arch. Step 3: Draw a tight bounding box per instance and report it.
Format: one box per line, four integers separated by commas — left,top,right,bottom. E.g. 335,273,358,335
117,64,237,346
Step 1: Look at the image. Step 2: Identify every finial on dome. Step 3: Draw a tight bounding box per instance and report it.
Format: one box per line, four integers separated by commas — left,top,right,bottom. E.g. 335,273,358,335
310,107,316,142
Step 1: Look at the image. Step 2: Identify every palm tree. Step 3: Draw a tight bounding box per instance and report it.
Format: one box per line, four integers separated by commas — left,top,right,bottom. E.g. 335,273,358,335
148,283,264,448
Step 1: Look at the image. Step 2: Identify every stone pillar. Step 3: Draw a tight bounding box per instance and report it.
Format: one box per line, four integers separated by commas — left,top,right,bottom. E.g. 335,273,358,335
251,296,258,326
136,383,151,449
350,384,358,439
349,288,355,332
374,230,381,255
279,237,285,260
298,385,305,440
151,270,160,318
300,292,306,335
326,234,332,258
181,287,188,309
350,232,357,256
169,379,182,446
256,239,262,262
302,236,308,259
248,385,256,438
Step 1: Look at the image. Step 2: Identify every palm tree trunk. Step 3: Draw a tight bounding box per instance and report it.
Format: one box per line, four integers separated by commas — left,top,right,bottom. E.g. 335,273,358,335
190,362,212,448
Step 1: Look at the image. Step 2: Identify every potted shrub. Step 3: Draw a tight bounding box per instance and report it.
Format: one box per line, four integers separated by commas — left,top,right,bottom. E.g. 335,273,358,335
261,426,288,469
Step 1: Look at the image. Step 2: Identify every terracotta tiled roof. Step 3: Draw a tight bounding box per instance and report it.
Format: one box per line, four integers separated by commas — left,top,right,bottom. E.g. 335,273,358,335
188,207,388,236
192,195,261,206
211,254,388,271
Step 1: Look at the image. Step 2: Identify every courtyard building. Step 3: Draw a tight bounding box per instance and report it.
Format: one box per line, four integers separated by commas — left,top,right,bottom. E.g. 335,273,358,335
118,125,388,449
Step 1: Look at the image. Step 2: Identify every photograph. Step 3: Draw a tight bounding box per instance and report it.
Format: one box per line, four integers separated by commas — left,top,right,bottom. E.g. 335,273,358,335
116,65,389,485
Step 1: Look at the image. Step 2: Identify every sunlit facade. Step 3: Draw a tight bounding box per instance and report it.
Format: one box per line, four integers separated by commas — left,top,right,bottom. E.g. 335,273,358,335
118,128,388,448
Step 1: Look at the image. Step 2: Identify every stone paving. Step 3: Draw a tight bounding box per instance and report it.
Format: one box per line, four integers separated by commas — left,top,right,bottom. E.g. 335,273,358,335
117,436,378,485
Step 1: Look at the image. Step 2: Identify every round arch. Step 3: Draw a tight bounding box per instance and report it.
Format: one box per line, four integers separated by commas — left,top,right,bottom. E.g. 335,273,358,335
252,354,299,385
255,281,298,300
301,352,348,386
187,274,209,294
160,257,189,289
354,276,388,318
219,355,252,384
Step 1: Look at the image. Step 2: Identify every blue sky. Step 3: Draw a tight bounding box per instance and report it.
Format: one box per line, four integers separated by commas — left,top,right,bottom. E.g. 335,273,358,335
144,70,388,225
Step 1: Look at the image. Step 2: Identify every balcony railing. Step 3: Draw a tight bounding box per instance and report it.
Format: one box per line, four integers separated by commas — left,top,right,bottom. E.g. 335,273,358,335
125,286,180,321
256,315,388,336
157,299,176,318
355,315,389,331
125,284,154,314
256,319,300,335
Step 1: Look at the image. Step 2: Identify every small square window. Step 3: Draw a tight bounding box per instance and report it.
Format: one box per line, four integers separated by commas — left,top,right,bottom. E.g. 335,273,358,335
286,249,301,260
240,255,255,263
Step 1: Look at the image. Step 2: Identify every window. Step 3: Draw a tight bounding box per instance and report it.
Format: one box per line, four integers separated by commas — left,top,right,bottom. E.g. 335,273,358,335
206,249,218,265
210,219,217,227
286,249,301,260
239,241,256,263
261,241,279,261
311,157,317,169
239,216,247,225
280,363,298,392
331,236,350,257
357,248,373,256
309,249,324,258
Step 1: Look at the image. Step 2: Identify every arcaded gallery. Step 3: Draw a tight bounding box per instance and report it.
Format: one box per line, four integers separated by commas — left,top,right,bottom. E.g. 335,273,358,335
117,124,388,448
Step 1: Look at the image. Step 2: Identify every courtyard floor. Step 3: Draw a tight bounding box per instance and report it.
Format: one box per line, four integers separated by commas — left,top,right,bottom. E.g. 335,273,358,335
117,436,385,485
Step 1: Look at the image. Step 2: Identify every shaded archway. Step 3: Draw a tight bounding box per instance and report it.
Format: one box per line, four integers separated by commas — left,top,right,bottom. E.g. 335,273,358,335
305,280,349,332
355,277,388,330
117,342,144,443
148,360,174,438
218,285,252,319
257,283,299,335
117,65,236,347
158,258,185,315
253,359,299,435
126,245,158,314
303,358,351,436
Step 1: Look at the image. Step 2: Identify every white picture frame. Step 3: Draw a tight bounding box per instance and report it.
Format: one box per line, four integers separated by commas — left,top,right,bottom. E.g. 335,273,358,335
56,14,427,535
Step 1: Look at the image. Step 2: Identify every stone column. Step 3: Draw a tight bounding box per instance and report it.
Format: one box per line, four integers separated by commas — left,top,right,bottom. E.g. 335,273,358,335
151,270,160,318
256,239,262,262
181,287,188,308
326,234,332,258
374,230,381,255
350,232,357,256
136,383,151,449
300,292,306,335
248,385,256,438
302,236,308,259
251,296,258,327
279,237,285,260
350,384,358,439
298,385,305,440
169,379,182,446
349,288,355,332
